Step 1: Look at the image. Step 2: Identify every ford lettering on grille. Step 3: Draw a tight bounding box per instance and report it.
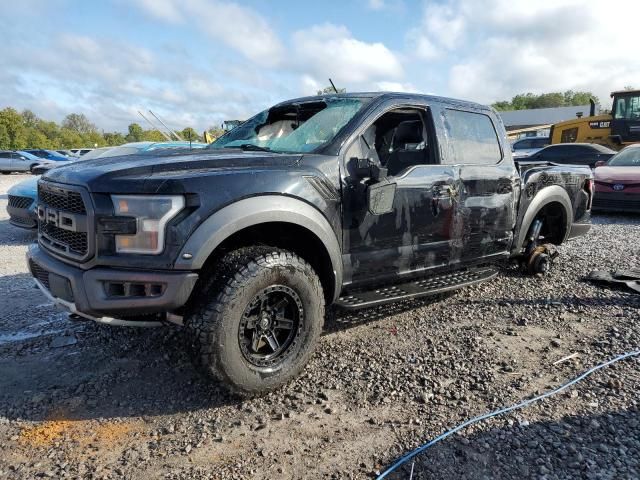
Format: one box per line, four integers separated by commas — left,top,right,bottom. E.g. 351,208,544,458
37,181,92,261
37,205,80,232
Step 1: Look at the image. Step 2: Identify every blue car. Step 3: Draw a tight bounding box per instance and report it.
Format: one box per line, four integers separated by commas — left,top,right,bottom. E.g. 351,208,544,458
7,141,208,228
23,149,69,161
7,175,39,228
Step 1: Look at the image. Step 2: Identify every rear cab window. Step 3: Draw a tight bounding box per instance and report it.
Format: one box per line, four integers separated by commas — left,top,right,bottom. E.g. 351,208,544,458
442,109,503,164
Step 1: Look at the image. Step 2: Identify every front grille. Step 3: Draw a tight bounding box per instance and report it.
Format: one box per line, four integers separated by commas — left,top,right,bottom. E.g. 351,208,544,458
8,195,33,209
39,222,88,255
37,181,91,260
37,185,86,214
29,260,50,290
593,193,640,212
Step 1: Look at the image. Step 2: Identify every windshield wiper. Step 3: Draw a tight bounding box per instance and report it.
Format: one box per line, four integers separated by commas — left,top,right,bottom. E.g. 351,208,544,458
229,143,272,152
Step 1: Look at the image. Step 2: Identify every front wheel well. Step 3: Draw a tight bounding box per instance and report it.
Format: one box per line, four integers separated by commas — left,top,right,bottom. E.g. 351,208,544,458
197,222,336,304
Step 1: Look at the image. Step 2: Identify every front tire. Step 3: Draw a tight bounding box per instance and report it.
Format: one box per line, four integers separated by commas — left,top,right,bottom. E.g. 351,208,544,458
185,247,325,395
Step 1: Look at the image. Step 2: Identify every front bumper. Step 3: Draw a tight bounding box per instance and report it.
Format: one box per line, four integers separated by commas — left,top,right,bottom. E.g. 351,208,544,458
27,244,198,322
7,202,37,229
592,192,640,213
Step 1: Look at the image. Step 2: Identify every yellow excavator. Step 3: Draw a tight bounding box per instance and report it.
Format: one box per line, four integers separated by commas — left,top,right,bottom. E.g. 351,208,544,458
550,89,640,150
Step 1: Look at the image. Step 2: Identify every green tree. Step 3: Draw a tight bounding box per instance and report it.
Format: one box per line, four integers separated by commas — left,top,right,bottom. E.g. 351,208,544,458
103,132,126,146
0,108,27,149
83,131,106,148
21,109,39,129
0,124,10,149
59,128,84,149
125,123,144,142
142,129,168,142
26,129,51,149
180,127,200,142
492,90,599,111
316,85,346,95
63,113,97,134
37,120,62,146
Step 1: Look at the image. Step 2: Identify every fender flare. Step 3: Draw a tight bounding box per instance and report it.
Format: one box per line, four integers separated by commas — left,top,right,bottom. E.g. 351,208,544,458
174,196,343,301
514,185,573,254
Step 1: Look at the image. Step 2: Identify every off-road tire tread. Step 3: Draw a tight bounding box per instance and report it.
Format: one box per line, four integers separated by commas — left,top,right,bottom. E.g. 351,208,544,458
185,246,324,395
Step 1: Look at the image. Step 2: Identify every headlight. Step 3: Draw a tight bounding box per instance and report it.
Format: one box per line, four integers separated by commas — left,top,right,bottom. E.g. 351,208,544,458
111,195,184,254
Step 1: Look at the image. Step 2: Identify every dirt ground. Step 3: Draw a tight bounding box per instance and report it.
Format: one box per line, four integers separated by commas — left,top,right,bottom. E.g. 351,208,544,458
0,172,638,479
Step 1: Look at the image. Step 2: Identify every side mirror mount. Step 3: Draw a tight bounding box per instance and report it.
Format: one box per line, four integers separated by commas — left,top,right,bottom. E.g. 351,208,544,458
595,160,607,168
348,157,388,181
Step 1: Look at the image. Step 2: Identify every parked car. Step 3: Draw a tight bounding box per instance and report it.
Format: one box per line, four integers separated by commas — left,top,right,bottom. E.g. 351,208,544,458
23,149,69,161
27,92,593,395
56,150,80,158
0,150,57,174
593,144,640,212
511,136,549,158
7,175,39,228
70,148,94,156
528,143,616,168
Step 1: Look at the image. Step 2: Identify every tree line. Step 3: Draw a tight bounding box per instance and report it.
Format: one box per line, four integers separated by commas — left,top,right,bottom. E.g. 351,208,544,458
0,107,224,150
492,90,599,111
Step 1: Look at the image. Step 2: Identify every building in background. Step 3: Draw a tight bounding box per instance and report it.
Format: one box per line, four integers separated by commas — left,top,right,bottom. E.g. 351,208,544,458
499,104,594,141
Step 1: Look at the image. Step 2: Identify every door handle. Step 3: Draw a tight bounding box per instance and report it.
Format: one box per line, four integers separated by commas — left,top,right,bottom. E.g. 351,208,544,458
433,185,457,198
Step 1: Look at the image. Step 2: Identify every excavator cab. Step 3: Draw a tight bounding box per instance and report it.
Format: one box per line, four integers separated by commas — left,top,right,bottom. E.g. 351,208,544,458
610,90,640,144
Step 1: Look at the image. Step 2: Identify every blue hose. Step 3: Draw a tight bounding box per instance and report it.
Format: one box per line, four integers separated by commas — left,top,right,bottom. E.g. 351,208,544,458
377,349,640,479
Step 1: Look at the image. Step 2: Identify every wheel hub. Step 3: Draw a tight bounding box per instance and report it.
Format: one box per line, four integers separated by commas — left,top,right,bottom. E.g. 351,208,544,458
238,285,304,367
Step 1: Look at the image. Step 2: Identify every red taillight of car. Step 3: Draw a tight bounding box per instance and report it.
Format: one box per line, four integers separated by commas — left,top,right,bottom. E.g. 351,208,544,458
584,178,594,210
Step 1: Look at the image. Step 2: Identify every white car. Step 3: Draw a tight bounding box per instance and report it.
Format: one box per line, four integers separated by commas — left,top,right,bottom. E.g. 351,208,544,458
511,136,549,159
0,150,57,174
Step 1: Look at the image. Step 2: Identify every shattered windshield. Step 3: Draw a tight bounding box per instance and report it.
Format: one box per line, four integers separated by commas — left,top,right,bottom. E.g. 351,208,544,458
209,97,368,154
608,147,640,166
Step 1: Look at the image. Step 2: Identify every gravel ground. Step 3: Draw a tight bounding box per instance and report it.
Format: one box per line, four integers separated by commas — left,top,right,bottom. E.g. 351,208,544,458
0,172,638,479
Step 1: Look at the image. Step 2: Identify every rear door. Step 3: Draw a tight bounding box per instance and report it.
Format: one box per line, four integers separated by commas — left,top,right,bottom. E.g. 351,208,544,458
439,108,519,263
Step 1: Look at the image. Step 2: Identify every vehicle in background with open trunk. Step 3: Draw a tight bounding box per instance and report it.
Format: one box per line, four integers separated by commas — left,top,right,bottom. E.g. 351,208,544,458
26,92,593,394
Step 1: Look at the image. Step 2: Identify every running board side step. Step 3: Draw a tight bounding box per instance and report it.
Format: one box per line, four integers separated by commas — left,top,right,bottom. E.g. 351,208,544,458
335,267,498,310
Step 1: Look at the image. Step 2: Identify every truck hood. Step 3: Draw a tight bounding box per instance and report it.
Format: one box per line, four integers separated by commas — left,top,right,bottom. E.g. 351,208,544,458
42,149,303,193
594,166,640,183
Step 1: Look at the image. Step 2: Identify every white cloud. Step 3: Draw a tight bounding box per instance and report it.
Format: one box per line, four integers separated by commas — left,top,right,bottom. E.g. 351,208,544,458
376,81,420,93
131,0,284,66
402,0,640,107
292,23,404,87
407,2,465,59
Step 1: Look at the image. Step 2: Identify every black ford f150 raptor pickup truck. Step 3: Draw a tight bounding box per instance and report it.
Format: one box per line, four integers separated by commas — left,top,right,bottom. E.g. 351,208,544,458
27,93,593,394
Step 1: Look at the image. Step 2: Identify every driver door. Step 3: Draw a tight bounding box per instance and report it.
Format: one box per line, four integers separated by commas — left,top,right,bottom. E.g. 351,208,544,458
341,105,459,288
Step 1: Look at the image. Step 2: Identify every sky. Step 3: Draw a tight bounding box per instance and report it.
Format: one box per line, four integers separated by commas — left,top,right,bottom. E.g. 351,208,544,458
0,0,638,133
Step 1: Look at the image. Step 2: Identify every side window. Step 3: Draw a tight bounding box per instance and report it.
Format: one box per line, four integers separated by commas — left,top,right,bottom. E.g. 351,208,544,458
516,139,532,149
358,107,435,177
443,109,502,165
560,127,578,143
534,138,549,148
